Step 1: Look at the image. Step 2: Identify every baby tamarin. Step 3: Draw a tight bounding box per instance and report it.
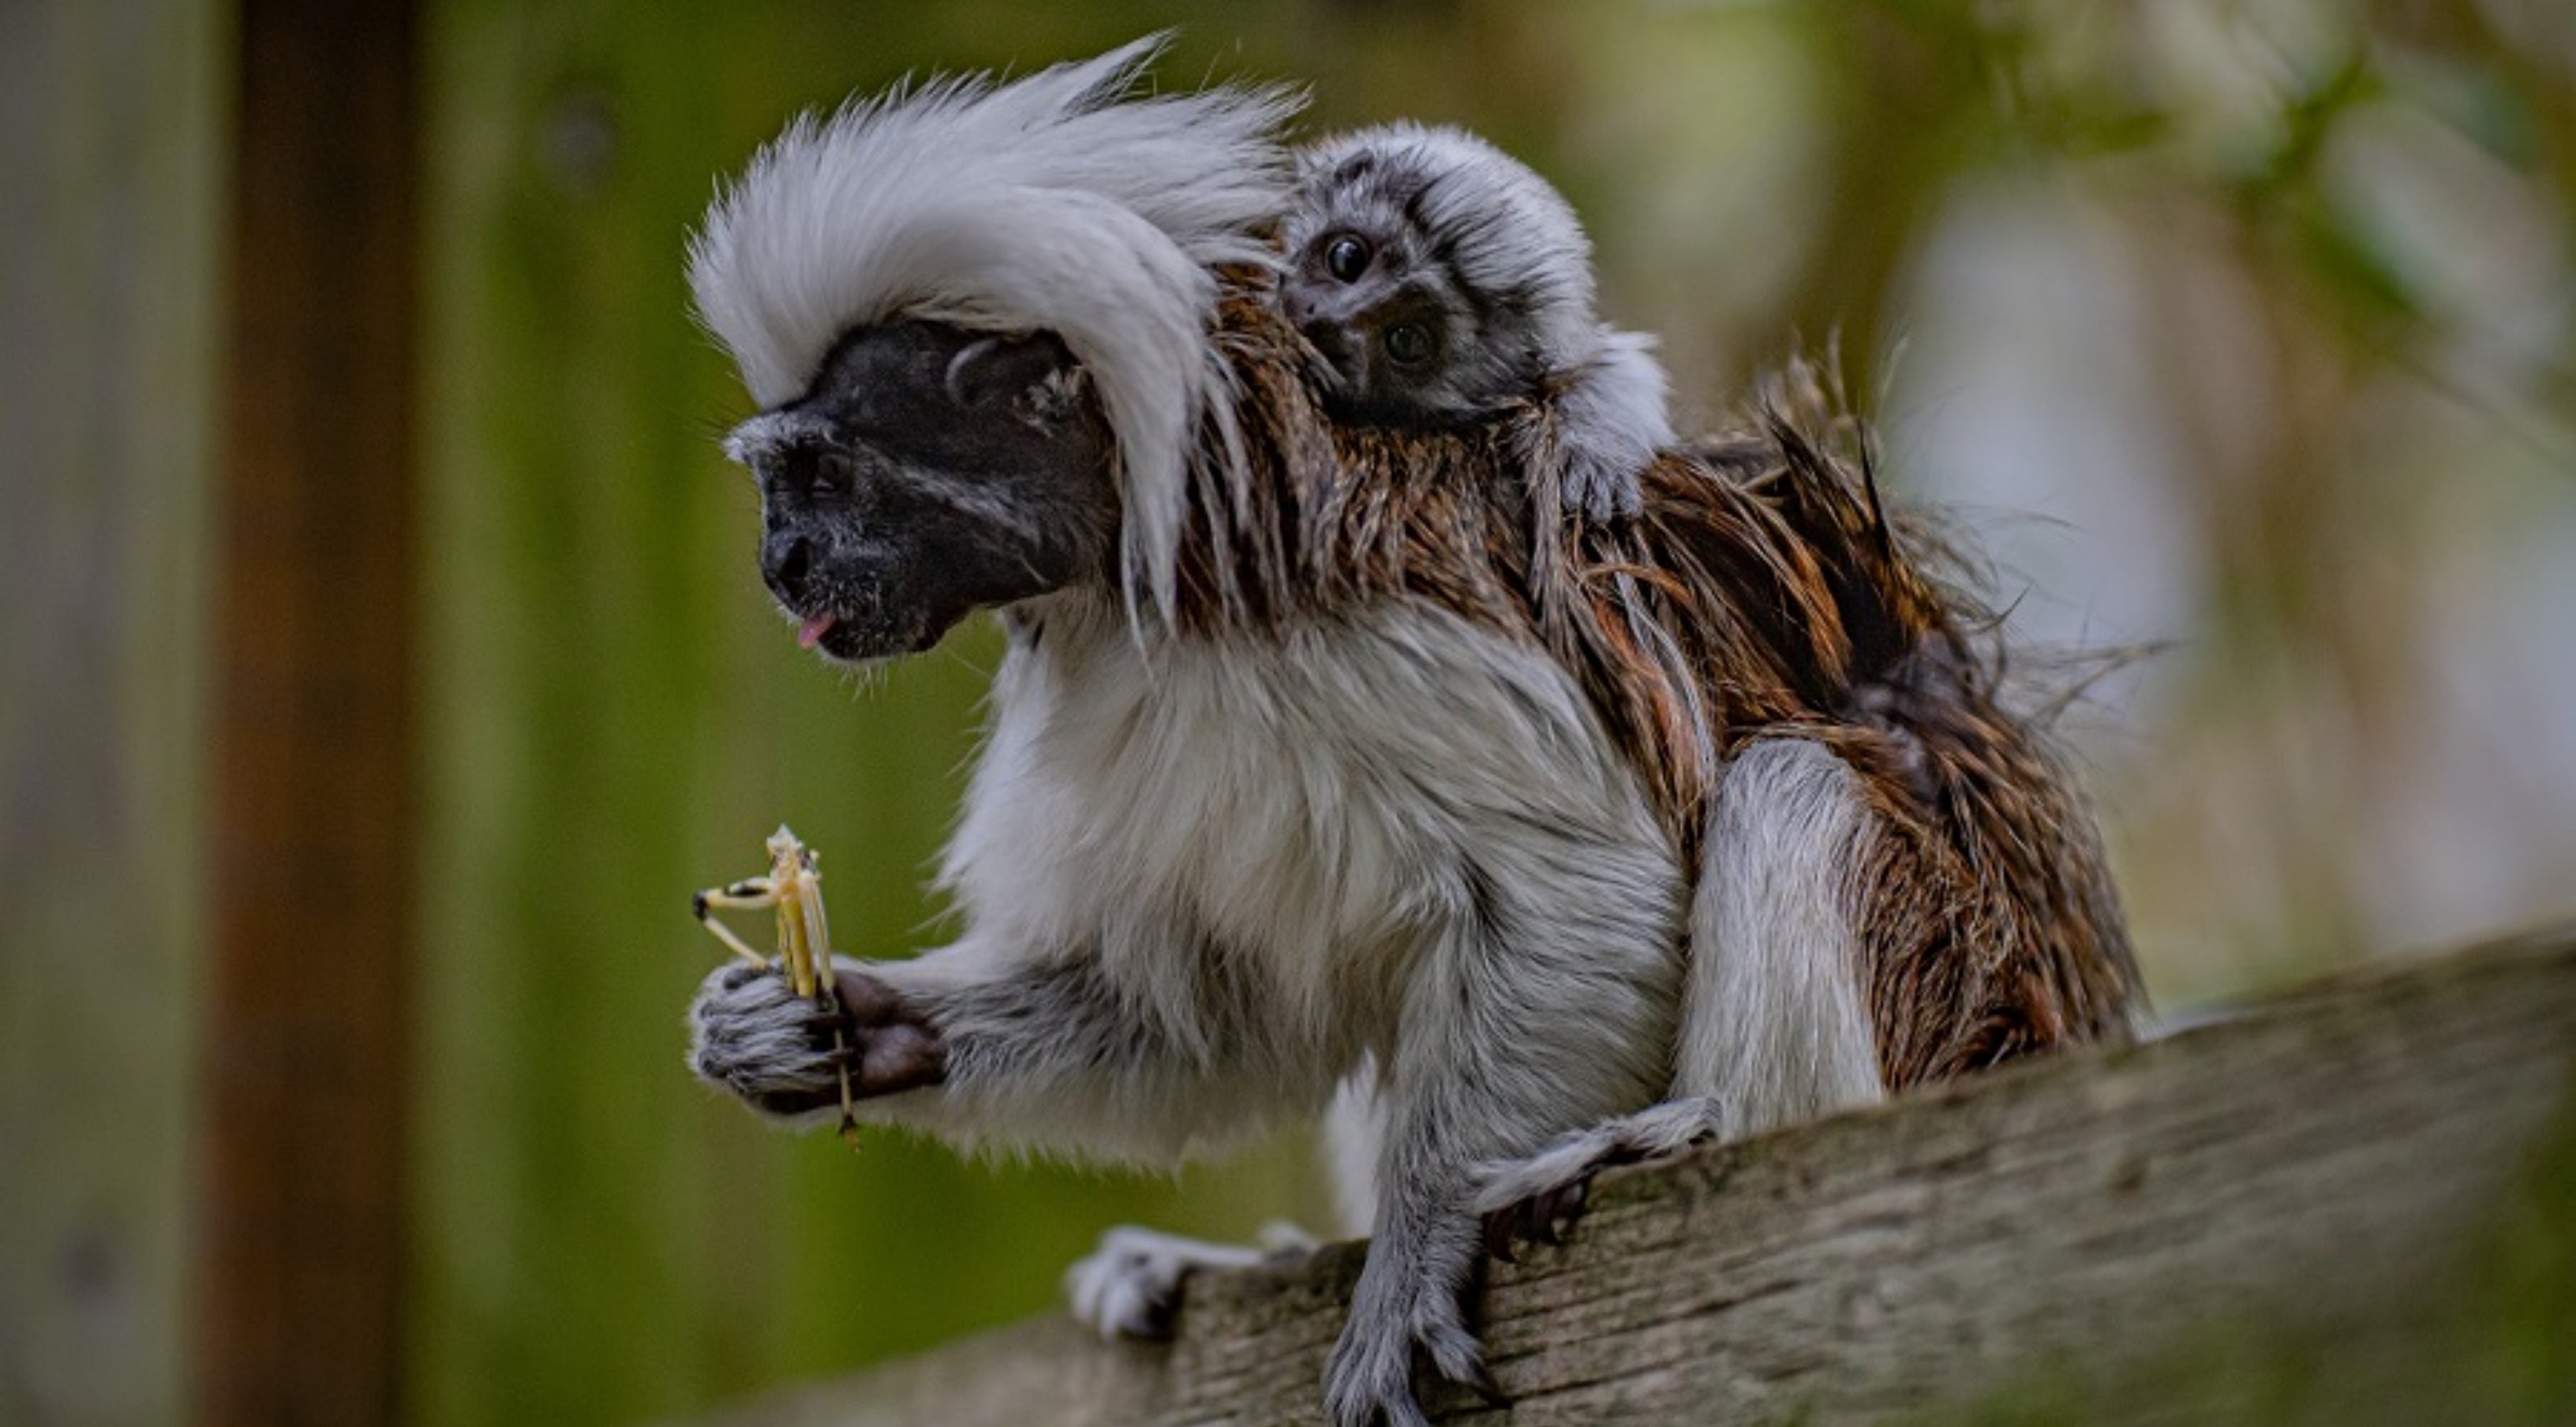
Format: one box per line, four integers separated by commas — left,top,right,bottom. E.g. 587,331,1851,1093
683,41,2141,1427
1281,121,1672,523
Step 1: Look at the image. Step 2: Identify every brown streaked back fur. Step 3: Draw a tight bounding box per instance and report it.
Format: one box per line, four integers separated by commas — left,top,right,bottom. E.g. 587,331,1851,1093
1188,279,2143,1089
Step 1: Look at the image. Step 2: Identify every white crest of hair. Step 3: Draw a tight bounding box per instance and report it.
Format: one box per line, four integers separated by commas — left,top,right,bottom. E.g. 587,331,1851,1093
686,35,1305,619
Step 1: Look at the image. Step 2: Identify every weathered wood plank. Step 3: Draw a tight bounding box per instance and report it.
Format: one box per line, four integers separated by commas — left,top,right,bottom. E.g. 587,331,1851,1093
681,928,2576,1426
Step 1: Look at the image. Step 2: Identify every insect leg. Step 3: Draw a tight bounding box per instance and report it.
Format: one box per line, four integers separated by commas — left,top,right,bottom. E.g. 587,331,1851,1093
695,878,780,966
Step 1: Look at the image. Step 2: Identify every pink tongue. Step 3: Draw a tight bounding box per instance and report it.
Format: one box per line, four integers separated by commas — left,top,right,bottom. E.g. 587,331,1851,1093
796,614,837,650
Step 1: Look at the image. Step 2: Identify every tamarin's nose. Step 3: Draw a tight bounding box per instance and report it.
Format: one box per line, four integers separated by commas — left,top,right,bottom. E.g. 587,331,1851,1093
1298,319,1357,377
762,532,813,605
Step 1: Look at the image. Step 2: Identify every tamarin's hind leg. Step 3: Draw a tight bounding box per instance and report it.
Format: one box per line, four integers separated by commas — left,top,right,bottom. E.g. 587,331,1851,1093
1671,737,1889,1127
1473,738,1889,1250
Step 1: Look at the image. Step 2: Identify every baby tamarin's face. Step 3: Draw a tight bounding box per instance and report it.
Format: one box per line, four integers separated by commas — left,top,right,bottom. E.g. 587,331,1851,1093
1281,122,1601,428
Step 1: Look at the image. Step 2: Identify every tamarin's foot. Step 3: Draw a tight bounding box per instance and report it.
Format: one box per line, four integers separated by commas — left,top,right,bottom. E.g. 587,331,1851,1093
1473,1097,1728,1260
1065,1227,1295,1340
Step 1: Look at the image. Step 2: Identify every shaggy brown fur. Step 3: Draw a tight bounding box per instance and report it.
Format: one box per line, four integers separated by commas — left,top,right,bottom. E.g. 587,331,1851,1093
1178,275,2143,1090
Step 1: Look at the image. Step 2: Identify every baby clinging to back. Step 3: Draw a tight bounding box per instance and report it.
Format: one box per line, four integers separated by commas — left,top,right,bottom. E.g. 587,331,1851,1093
1279,121,1675,522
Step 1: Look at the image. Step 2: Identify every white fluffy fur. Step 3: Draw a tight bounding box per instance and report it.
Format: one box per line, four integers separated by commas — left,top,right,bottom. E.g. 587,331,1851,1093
691,594,1686,1427
687,36,1301,617
1555,327,1676,520
698,596,1680,1136
1324,1070,1390,1236
887,594,1682,1159
1462,740,1888,1218
1678,738,1888,1132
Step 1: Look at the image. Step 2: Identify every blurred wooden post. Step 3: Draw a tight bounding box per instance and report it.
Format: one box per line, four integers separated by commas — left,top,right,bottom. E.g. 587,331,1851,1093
197,2,420,1424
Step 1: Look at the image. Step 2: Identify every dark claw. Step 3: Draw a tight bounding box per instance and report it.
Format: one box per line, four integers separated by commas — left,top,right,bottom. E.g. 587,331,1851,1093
1136,1294,1176,1340
1528,1201,1559,1245
1460,1358,1510,1410
1483,1174,1595,1260
751,1088,833,1118
1514,1197,1548,1247
1539,1178,1590,1241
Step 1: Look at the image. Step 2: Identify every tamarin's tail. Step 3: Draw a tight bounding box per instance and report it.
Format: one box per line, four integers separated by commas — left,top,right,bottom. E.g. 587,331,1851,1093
1681,357,1969,703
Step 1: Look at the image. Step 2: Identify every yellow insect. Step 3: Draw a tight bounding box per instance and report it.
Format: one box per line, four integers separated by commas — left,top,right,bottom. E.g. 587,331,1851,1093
694,826,860,1147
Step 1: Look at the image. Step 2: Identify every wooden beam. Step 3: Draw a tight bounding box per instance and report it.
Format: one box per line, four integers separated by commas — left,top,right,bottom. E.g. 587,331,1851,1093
197,2,419,1423
680,929,2576,1426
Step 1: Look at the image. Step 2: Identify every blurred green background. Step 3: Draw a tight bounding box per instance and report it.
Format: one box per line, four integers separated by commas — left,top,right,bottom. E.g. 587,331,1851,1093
6,1,2574,1424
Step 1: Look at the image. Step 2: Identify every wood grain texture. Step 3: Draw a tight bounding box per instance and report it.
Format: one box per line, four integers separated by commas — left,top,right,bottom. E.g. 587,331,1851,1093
681,928,2576,1426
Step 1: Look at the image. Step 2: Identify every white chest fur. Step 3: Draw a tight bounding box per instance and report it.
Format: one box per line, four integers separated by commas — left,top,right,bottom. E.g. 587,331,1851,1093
939,596,1673,1054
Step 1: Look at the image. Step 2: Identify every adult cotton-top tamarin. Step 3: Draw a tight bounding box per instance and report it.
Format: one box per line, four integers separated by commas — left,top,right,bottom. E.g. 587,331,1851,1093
681,39,2140,1427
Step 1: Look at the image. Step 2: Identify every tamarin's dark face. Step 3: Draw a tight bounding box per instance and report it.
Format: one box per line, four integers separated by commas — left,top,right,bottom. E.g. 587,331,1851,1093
721,320,1118,663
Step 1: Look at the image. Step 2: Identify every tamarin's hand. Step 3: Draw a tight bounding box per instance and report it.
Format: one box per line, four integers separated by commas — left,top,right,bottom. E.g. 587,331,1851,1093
690,958,945,1116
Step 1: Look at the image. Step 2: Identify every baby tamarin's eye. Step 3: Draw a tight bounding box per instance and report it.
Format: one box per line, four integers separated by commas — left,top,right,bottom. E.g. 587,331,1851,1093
1383,321,1436,368
1324,234,1371,283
